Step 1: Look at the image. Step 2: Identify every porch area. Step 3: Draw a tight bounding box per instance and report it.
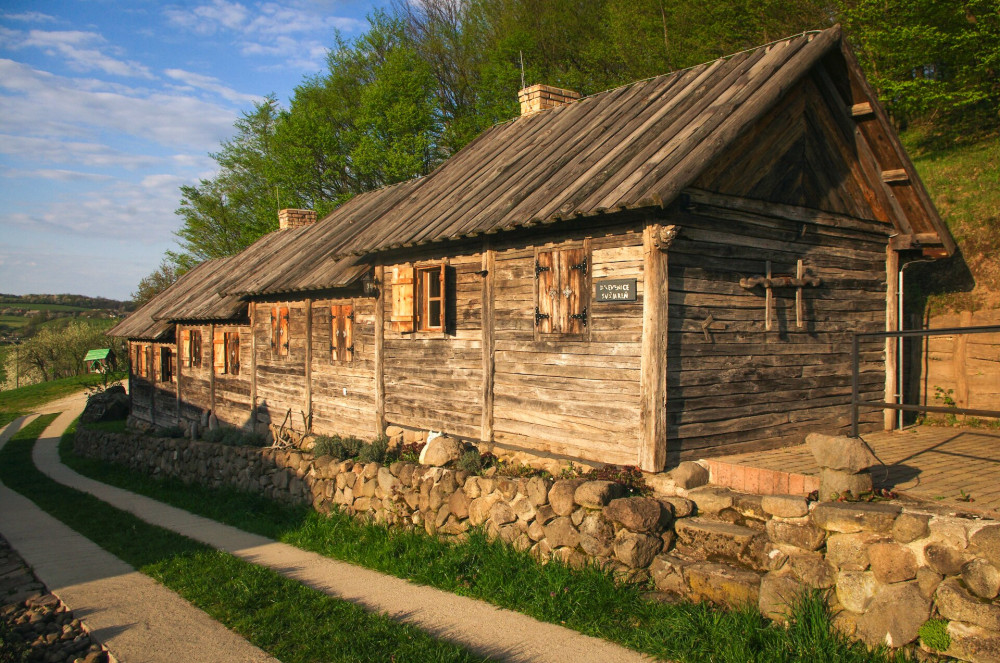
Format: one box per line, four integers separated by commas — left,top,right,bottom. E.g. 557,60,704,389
702,425,1000,515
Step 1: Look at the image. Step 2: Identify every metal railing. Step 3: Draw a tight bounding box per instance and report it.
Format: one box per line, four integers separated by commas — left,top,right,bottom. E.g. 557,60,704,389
851,324,1000,437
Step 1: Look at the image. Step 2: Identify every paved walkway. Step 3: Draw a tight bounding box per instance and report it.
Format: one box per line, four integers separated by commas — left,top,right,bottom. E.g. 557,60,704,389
0,407,277,663
4,397,652,663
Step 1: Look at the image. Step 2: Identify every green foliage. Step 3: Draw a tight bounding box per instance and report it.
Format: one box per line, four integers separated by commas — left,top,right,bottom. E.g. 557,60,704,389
131,258,184,307
83,419,129,434
584,464,651,496
203,426,267,447
0,373,111,421
156,425,187,439
918,619,951,651
0,320,125,389
311,434,365,459
456,449,485,474
357,436,391,463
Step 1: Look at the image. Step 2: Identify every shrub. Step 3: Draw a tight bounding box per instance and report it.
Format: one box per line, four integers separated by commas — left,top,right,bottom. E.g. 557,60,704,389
585,464,650,496
398,442,424,464
357,436,390,464
456,449,483,474
203,426,266,447
919,619,951,651
312,435,364,460
156,425,186,438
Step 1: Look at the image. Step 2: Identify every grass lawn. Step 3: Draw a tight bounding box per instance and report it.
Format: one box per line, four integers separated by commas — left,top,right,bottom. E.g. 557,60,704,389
61,431,913,663
0,417,483,663
0,372,124,428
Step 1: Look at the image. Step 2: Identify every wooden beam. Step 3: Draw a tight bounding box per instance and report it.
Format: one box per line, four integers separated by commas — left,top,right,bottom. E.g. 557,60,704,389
881,169,909,183
850,102,873,118
374,265,386,436
481,243,496,443
884,246,898,430
175,324,182,425
305,298,313,433
209,322,216,414
249,304,257,431
639,223,669,472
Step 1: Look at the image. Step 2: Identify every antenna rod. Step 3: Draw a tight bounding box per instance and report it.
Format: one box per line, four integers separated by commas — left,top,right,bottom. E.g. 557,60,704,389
519,50,525,89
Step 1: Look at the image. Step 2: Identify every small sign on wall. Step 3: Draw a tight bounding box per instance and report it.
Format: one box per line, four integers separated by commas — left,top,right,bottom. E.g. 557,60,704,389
595,278,637,302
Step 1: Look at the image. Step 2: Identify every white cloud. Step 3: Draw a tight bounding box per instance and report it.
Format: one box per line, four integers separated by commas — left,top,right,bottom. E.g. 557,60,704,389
0,165,114,182
0,60,237,150
0,11,57,23
2,28,154,79
0,135,162,170
165,68,261,104
164,0,251,35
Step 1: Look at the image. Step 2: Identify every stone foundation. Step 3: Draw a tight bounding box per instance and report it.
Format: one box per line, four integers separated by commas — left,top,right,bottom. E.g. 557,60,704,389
75,427,1000,662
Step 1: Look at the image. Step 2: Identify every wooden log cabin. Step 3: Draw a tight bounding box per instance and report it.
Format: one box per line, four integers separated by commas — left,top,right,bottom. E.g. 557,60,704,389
111,26,955,471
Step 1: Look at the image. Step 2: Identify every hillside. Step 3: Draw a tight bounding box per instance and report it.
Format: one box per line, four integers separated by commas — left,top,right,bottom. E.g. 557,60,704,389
0,294,128,344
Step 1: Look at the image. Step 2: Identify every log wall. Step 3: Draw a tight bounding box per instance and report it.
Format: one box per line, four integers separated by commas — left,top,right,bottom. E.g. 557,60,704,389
918,309,1000,416
176,324,212,426
127,340,177,428
254,300,309,433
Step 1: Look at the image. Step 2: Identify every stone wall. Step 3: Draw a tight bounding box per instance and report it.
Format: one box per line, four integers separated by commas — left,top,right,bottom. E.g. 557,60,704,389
75,428,1000,662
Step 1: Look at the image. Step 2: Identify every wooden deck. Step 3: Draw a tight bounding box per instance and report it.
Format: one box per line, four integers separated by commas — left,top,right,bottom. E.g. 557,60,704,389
705,425,1000,513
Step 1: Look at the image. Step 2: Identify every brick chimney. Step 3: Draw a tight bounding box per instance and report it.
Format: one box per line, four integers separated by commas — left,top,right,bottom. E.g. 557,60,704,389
278,208,317,230
517,84,581,116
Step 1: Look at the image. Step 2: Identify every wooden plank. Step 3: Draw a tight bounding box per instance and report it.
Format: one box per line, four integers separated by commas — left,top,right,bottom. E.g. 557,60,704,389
209,323,215,413
639,223,669,471
884,246,898,430
850,102,873,117
881,169,909,183
481,244,495,442
374,265,386,436
305,297,313,432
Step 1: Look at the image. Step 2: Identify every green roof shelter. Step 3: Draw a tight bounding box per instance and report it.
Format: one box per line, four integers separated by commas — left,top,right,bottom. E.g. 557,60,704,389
84,348,116,373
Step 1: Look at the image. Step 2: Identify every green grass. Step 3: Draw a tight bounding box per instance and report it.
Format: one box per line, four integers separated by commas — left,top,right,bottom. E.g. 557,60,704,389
80,419,129,434
62,435,912,663
0,373,123,425
0,417,483,663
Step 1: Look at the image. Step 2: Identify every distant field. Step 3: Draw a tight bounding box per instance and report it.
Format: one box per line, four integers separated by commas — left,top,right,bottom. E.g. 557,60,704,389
0,302,92,312
0,345,8,383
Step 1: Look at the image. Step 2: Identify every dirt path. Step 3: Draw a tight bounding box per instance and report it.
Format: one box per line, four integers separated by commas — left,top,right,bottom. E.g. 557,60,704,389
0,407,278,663
25,409,653,663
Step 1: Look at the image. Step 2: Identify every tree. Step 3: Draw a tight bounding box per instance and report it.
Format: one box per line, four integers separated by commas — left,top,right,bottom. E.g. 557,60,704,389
132,259,183,307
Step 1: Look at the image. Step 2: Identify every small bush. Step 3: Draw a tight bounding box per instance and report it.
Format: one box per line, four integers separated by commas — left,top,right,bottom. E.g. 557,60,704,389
156,425,186,438
312,435,364,460
456,449,483,474
919,619,951,651
358,436,390,464
585,464,650,496
203,426,266,447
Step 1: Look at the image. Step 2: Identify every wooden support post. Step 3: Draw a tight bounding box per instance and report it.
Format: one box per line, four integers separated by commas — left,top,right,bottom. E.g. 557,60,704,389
481,244,495,443
639,223,669,472
175,324,182,424
884,247,899,430
764,261,774,331
374,265,386,436
305,298,313,433
795,259,804,329
955,310,973,414
249,304,257,431
209,323,216,414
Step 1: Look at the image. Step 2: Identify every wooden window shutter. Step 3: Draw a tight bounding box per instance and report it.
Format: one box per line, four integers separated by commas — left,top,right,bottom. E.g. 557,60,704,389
170,348,177,382
226,332,240,375
330,305,341,361
391,266,415,332
180,330,190,368
192,331,202,368
145,345,152,379
270,306,278,353
343,304,354,362
434,263,446,330
279,306,289,355
534,251,555,334
560,247,588,334
213,330,226,373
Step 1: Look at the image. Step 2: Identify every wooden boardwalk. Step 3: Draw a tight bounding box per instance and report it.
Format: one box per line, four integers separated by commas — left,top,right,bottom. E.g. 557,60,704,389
708,425,1000,514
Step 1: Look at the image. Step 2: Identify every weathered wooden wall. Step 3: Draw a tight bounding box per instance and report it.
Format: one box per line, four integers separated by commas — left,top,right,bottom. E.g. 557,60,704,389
176,324,212,426
918,309,1000,416
490,225,645,466
664,194,890,460
254,300,310,433
213,325,253,428
310,298,377,438
128,340,177,428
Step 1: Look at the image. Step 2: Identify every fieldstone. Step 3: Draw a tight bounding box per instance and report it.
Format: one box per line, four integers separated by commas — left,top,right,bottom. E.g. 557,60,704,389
972,526,1000,568
924,543,966,576
645,473,679,496
811,501,900,534
385,425,404,446
686,486,734,515
761,494,809,519
419,436,463,466
765,520,826,551
447,489,470,519
549,479,585,516
892,512,930,544
510,494,536,521
525,476,551,506
670,461,709,489
963,558,1000,600
936,578,1000,631
787,552,836,589
377,466,399,496
946,621,1000,663
570,507,586,527
543,517,581,549
649,554,690,594
574,481,624,509
527,520,545,542
826,532,883,571
468,493,501,526
496,478,519,500
534,504,557,526
916,566,943,599
660,496,695,518
869,542,918,584
578,514,615,557
836,571,877,613
675,518,767,570
614,530,662,568
759,573,805,622
807,433,878,472
604,497,664,533
855,582,930,647
819,468,873,499
685,561,761,608
490,501,516,526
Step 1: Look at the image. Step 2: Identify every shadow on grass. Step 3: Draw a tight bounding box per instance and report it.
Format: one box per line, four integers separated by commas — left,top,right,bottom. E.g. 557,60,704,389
60,425,916,663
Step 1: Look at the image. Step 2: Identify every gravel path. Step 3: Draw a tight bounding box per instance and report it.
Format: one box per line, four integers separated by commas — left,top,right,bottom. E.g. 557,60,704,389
22,402,653,663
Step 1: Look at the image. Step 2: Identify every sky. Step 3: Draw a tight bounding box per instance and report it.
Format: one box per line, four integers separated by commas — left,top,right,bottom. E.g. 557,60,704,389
0,0,385,300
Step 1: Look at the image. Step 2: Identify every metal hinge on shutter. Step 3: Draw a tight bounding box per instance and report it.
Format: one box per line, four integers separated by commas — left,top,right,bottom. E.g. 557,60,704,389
570,257,588,274
534,261,550,277
534,307,550,325
347,312,354,321
570,307,588,326
346,345,354,354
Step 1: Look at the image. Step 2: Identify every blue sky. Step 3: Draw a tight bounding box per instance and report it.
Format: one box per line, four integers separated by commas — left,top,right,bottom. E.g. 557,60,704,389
0,0,384,300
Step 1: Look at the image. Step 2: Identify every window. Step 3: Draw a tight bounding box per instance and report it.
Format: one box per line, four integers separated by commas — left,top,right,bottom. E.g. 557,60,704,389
179,329,202,368
535,247,589,334
134,344,145,378
331,304,354,362
213,330,240,375
390,263,446,333
270,306,289,356
159,346,174,382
